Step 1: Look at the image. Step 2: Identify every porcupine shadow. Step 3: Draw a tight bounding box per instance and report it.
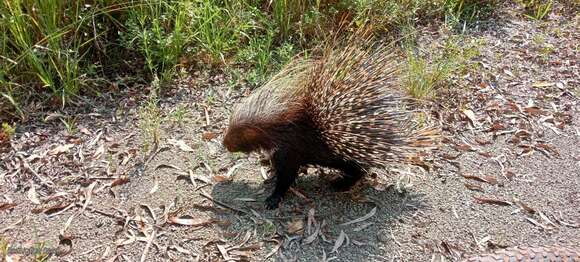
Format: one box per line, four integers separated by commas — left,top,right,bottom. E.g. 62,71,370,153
209,169,428,260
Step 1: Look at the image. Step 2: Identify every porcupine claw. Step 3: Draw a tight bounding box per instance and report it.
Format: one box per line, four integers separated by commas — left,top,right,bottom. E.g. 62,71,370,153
265,195,281,210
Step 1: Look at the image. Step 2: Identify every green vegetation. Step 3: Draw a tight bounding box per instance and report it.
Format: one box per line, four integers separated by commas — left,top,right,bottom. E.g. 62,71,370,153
0,238,7,257
138,84,162,152
1,0,532,120
33,242,49,262
60,116,78,135
1,122,16,138
518,0,553,20
404,35,482,100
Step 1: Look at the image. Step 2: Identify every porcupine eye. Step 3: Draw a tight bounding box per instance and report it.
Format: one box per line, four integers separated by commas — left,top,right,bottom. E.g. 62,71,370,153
223,126,261,153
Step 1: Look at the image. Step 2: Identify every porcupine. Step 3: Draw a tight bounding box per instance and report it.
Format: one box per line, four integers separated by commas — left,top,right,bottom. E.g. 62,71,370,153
223,36,439,209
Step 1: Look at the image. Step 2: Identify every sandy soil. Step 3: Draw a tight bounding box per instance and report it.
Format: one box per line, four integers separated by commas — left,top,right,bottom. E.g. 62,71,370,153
1,5,578,262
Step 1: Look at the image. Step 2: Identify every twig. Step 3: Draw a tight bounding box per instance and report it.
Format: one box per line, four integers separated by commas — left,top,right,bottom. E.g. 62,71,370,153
79,244,104,257
141,229,157,262
75,203,125,221
199,191,248,215
0,218,23,233
390,228,401,247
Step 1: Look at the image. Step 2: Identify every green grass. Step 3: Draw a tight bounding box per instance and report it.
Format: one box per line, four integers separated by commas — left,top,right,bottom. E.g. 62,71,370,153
138,85,162,153
404,35,482,100
123,0,193,81
518,0,553,20
60,116,78,135
0,0,505,120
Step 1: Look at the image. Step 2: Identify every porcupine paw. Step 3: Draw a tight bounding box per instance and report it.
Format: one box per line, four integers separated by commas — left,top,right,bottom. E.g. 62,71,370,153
265,195,281,210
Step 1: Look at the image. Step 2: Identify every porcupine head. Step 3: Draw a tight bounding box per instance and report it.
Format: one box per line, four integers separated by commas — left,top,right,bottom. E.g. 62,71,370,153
222,59,311,155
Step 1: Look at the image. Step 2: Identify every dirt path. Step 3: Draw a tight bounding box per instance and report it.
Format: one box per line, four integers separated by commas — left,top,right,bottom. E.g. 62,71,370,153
1,7,578,262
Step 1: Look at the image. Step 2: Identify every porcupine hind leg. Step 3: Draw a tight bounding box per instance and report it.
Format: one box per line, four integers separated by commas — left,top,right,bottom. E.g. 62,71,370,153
265,148,300,209
328,160,364,192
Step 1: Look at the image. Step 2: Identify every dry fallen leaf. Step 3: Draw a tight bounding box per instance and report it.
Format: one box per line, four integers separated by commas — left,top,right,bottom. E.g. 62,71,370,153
287,219,304,234
473,196,512,206
168,215,213,226
513,198,535,213
331,230,347,253
488,122,505,132
0,202,17,211
464,183,484,192
149,177,159,194
532,82,555,88
524,106,545,116
462,109,479,126
48,144,74,156
339,207,377,226
27,185,41,205
202,132,216,141
441,153,460,160
168,138,194,152
79,127,91,135
32,202,71,215
478,151,494,158
475,137,491,145
93,144,105,159
454,143,475,152
212,175,231,183
461,174,498,185
110,177,130,187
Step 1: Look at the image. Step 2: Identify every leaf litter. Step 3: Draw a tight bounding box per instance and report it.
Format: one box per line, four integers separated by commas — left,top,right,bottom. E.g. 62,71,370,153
1,10,579,261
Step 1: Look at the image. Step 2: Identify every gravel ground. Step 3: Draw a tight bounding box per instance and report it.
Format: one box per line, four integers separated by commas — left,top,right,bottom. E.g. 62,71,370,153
1,4,578,262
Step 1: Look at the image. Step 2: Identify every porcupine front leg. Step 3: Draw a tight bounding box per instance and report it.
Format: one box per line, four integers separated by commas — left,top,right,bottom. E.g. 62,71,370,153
329,160,364,191
265,149,300,209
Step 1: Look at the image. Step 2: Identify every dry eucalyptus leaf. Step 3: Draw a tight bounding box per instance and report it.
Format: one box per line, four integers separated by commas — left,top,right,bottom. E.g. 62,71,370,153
473,196,512,206
168,215,213,226
287,219,304,234
331,230,347,253
462,109,479,126
93,144,105,159
168,138,194,152
149,177,159,194
27,185,41,205
339,207,377,226
48,144,74,156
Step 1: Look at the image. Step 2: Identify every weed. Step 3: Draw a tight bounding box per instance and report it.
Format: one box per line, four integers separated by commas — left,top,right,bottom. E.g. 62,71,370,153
532,34,546,45
518,0,553,20
259,219,276,238
33,242,49,262
531,34,554,63
190,0,256,66
169,104,190,126
138,78,163,152
444,0,499,29
60,117,78,135
0,0,103,109
2,122,15,138
404,35,481,100
0,238,7,257
123,0,193,82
